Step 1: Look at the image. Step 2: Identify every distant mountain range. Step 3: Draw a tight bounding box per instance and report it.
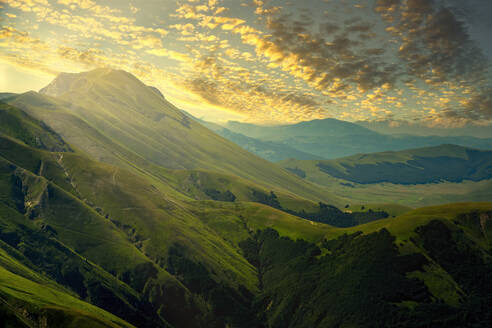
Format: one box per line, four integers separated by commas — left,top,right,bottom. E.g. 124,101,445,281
201,119,492,161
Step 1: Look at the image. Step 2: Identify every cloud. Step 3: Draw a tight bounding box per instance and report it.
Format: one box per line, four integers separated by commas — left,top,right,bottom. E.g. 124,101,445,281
238,12,398,99
1,0,491,125
375,0,492,122
146,48,191,62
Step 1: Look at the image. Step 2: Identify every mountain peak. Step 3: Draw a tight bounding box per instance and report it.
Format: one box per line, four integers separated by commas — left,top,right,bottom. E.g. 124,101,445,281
38,68,175,114
39,67,141,98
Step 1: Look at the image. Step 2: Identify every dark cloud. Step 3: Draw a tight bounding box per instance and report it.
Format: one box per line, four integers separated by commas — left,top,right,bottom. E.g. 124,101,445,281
185,78,224,107
259,11,396,94
320,22,340,35
375,0,491,120
281,93,319,108
442,90,492,120
346,22,373,33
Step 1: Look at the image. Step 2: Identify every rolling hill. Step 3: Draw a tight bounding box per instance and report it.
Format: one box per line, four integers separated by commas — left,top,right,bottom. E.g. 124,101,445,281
280,144,492,185
279,145,492,207
198,119,323,162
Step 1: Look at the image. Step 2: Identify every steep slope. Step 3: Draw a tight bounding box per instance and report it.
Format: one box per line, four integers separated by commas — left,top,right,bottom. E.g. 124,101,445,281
223,120,492,160
0,245,136,328
0,132,268,326
6,70,339,206
194,200,492,327
0,101,71,152
0,138,214,327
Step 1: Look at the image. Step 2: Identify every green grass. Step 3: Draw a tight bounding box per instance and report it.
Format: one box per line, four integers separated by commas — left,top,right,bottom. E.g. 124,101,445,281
188,200,332,246
0,248,134,328
279,155,492,208
0,101,71,152
322,202,492,242
344,203,413,217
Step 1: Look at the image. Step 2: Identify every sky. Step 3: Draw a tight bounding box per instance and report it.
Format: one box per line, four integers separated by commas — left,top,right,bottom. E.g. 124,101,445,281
1,0,491,126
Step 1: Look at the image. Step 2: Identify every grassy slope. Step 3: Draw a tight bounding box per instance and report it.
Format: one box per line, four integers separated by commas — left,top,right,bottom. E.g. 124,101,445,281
0,247,135,328
12,68,339,205
279,145,492,207
0,135,215,327
345,203,413,217
0,101,71,152
168,168,320,212
329,202,492,243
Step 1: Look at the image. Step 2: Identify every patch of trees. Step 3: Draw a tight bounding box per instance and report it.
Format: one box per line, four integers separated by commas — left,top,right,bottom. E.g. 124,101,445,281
251,190,281,209
414,218,492,326
317,151,492,184
166,244,260,328
251,190,389,227
238,228,464,327
285,167,306,178
204,189,236,202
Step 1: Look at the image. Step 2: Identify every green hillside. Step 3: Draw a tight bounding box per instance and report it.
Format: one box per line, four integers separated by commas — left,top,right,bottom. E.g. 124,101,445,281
0,246,135,328
6,68,337,205
280,145,492,207
1,69,492,327
315,144,492,184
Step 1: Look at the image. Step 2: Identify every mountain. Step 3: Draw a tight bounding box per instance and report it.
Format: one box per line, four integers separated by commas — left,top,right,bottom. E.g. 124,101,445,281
221,120,492,160
2,69,492,327
199,119,324,161
280,144,492,207
225,118,376,140
6,69,337,206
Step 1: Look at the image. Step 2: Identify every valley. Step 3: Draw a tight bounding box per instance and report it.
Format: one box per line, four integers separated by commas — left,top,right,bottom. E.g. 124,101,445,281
0,69,491,327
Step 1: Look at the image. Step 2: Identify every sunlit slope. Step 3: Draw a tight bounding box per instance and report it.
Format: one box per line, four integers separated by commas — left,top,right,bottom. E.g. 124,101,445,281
0,247,135,328
12,68,337,204
3,80,492,326
0,101,71,152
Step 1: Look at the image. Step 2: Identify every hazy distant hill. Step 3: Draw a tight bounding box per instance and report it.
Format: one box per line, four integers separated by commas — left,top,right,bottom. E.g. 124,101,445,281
279,145,492,207
199,119,324,161
220,120,492,160
226,118,376,139
358,120,492,138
